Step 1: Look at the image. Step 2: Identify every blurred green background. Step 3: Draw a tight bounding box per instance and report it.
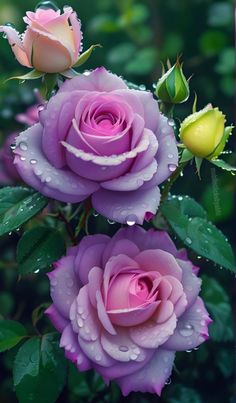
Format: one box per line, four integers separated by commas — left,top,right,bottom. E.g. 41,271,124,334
0,0,235,402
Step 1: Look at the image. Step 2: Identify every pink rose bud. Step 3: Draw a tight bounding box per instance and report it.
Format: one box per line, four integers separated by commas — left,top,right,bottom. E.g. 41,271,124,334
0,5,82,73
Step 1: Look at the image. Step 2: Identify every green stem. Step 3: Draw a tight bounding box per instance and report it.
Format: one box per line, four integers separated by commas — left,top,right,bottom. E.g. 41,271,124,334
161,162,188,203
160,102,174,118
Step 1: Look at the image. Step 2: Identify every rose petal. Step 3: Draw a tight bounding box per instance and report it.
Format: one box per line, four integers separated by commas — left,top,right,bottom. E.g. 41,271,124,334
74,234,110,284
60,323,91,371
45,304,68,332
101,327,147,362
69,10,82,57
130,130,159,173
92,185,160,225
105,239,140,261
131,90,159,133
41,91,88,168
115,349,175,396
163,297,212,351
31,32,73,73
177,259,202,308
78,334,115,367
103,254,140,305
101,158,158,192
154,300,174,324
129,313,177,348
107,301,160,327
96,290,117,335
0,26,31,67
59,67,128,93
47,255,79,319
154,114,179,185
14,124,99,202
135,250,182,280
70,286,101,342
88,266,103,307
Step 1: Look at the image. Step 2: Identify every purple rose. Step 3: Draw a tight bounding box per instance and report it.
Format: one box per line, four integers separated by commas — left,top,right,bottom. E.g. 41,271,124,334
0,133,20,185
46,226,212,396
14,68,178,224
0,104,39,185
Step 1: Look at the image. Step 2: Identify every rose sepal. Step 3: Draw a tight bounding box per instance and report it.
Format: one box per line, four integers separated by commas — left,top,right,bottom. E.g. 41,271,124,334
72,44,102,68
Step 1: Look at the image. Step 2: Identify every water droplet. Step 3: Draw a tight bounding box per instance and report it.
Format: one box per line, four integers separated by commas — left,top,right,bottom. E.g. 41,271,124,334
165,377,171,385
45,176,51,183
185,237,192,245
35,168,43,176
37,104,45,112
168,164,177,172
179,323,194,337
10,143,16,150
19,141,28,151
168,153,174,159
78,306,84,314
107,219,115,225
168,119,175,127
126,214,137,226
34,269,40,274
119,345,129,352
20,156,26,161
130,353,138,360
139,84,146,91
30,159,37,165
93,211,99,217
8,232,12,236
35,1,59,11
186,349,192,353
95,354,102,361
77,318,83,327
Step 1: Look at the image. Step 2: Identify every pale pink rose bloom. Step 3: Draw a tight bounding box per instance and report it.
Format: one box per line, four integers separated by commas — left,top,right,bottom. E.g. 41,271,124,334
0,7,81,73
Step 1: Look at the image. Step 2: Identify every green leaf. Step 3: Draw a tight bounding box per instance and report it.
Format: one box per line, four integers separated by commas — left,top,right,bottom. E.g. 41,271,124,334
210,158,236,173
17,226,66,275
195,157,203,177
0,320,27,352
180,149,193,163
0,187,48,237
73,44,102,68
13,334,67,403
201,276,234,342
5,69,44,82
0,292,14,317
216,349,234,377
160,195,235,271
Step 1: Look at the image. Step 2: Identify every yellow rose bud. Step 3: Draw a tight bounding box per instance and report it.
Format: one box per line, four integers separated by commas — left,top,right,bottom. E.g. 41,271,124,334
179,105,227,159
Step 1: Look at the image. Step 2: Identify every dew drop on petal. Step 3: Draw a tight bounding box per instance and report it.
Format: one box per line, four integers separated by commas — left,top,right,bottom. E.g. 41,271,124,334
126,214,137,226
168,164,177,172
165,377,172,385
107,219,115,225
179,323,194,337
30,159,37,165
119,345,129,352
19,142,28,151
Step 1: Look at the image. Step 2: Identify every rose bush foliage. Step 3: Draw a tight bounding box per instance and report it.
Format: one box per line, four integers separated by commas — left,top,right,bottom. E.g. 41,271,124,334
46,226,211,396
